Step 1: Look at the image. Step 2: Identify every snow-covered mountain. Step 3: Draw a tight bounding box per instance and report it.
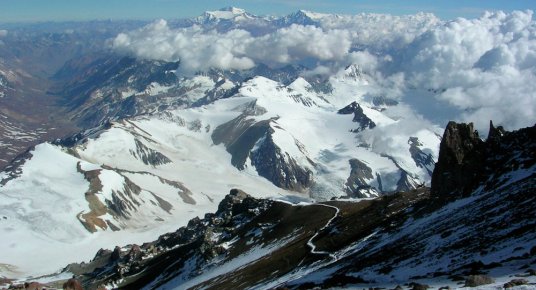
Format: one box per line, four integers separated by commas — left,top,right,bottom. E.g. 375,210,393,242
195,7,257,24
0,59,441,278
44,122,536,289
275,10,323,27
1,7,534,287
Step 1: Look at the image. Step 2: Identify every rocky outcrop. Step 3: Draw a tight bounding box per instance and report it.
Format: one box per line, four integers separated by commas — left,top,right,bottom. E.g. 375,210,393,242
130,139,171,167
251,133,313,192
65,189,273,289
431,121,486,199
408,137,435,176
487,120,506,142
75,163,181,232
431,121,536,201
396,171,419,192
63,278,83,290
212,114,272,170
338,101,376,132
464,275,495,287
345,159,376,197
213,112,313,192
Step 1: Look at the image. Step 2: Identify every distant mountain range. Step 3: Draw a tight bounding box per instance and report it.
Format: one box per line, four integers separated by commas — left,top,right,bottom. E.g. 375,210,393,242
0,7,534,289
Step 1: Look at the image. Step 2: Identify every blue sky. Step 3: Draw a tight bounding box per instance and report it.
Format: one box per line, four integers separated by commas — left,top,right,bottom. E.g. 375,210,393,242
1,0,535,23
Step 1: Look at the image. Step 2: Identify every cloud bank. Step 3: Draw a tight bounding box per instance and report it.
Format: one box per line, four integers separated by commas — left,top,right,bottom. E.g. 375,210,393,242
112,12,439,72
112,10,536,132
396,10,536,131
112,21,355,72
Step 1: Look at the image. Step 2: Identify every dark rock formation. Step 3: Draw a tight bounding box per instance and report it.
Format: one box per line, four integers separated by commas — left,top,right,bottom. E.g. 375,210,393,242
251,132,313,192
409,282,430,290
396,170,419,192
431,121,486,199
487,120,506,142
68,189,273,289
408,137,435,176
431,121,535,201
212,114,272,170
131,139,171,166
345,158,375,197
504,279,529,288
338,101,376,132
0,146,34,186
213,114,313,192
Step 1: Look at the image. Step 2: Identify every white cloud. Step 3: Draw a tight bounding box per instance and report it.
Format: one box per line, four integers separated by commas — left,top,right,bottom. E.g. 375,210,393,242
246,24,351,65
111,10,536,132
112,20,256,72
111,12,439,72
0,30,7,37
391,10,536,132
317,12,441,51
112,21,353,72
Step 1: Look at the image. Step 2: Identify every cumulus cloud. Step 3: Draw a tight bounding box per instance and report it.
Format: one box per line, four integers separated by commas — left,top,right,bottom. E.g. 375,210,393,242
112,12,440,72
113,21,352,72
391,10,536,132
113,20,256,72
112,10,535,131
317,12,441,51
247,24,351,65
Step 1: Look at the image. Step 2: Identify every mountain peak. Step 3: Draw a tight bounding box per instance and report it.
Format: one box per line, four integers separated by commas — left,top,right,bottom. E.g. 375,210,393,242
295,9,328,20
198,7,252,22
344,64,364,77
276,10,321,26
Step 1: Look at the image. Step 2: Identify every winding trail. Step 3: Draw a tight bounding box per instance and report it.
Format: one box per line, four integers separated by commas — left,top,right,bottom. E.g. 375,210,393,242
306,203,340,259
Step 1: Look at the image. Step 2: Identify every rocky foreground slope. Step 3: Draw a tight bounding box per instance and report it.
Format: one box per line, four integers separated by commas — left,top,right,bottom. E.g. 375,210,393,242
29,121,532,289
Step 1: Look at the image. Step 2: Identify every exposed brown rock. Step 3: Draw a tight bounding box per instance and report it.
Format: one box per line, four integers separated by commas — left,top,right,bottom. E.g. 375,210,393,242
63,277,83,290
504,278,528,288
464,274,495,287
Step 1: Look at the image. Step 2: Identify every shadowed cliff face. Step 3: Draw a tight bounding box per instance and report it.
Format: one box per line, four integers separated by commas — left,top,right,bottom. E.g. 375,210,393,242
431,121,535,202
431,121,486,199
337,101,376,133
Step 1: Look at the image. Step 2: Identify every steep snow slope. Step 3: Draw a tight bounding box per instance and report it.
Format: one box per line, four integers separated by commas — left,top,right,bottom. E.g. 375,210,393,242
0,111,291,277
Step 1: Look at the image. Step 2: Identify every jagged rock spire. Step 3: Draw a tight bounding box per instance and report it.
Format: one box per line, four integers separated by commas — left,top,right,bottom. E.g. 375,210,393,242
431,121,485,199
